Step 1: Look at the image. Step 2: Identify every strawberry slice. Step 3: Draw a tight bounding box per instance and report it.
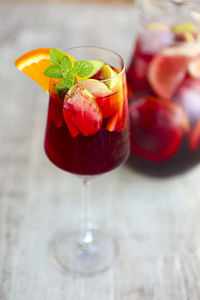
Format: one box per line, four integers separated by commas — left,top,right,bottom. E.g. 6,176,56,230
129,96,190,161
63,87,102,136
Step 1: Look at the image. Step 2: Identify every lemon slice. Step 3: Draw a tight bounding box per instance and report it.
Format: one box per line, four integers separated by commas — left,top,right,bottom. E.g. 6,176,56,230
172,22,198,35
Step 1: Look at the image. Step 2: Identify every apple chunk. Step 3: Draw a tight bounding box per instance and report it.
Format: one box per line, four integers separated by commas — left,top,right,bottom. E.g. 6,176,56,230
88,60,104,78
63,86,102,136
76,79,111,97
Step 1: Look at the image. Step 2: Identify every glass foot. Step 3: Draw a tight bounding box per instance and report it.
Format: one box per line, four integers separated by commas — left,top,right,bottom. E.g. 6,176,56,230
49,229,117,276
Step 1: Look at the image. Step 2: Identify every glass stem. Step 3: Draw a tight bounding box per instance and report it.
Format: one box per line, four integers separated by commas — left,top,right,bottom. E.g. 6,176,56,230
79,176,93,247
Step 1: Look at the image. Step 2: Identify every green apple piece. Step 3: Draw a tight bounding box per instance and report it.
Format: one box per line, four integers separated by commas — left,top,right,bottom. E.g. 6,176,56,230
88,60,104,78
77,79,111,96
172,22,198,35
82,88,94,98
101,65,119,89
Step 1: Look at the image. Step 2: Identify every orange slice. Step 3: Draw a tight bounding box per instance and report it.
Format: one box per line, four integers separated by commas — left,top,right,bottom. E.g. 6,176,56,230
15,48,76,92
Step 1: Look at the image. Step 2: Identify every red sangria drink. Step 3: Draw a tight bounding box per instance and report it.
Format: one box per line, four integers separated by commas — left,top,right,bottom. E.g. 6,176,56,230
127,0,200,177
45,68,129,175
15,46,129,275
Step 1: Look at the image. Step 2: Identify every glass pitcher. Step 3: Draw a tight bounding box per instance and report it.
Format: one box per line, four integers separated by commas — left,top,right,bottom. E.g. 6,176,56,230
127,0,200,177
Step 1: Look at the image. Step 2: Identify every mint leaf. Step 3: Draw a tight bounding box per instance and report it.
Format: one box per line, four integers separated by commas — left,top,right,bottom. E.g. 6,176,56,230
43,65,62,79
61,56,72,71
74,60,93,78
50,48,66,65
63,71,74,89
72,66,78,74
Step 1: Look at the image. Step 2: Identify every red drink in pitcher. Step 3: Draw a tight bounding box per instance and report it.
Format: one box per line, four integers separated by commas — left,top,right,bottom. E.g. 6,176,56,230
127,19,200,176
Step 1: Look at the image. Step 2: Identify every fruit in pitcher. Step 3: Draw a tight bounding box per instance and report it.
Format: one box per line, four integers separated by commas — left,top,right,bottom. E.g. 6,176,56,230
172,22,199,42
63,86,102,136
129,96,189,161
173,77,200,124
127,29,174,94
138,30,174,55
148,46,197,99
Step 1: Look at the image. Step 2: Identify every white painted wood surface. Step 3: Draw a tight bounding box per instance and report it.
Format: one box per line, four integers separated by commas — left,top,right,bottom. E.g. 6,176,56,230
1,2,200,299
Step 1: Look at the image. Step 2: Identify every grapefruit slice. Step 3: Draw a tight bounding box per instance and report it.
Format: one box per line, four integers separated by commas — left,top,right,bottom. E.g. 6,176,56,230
129,96,189,161
15,48,75,92
148,46,197,99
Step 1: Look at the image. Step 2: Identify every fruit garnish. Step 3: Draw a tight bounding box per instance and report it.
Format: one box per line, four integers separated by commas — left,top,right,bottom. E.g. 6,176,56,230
75,79,111,97
172,22,198,35
129,96,187,161
173,77,200,124
101,65,120,90
189,120,200,151
148,46,197,99
188,58,200,79
15,48,52,92
88,60,104,78
146,23,170,32
43,48,94,94
63,86,102,136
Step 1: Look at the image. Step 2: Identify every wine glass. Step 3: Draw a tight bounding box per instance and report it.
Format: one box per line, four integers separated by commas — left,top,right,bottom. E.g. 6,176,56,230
45,46,130,275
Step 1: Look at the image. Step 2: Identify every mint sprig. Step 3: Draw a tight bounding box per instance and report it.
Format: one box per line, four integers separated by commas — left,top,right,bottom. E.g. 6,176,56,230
43,48,93,94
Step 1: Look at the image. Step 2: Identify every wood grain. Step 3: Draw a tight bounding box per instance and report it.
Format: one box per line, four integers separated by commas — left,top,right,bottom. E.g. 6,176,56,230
1,2,200,299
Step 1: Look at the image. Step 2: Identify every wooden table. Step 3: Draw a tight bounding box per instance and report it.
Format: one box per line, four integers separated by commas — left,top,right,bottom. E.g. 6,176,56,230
1,2,200,299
